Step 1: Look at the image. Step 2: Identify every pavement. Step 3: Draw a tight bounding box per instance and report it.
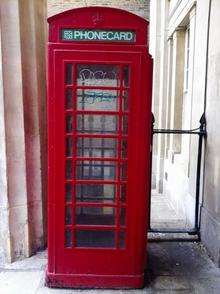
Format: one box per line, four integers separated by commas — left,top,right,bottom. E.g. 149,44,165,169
150,192,189,230
0,192,217,293
0,242,220,294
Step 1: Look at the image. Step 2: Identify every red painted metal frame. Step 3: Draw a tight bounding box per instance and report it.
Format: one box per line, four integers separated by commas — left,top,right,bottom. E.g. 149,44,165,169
47,7,152,289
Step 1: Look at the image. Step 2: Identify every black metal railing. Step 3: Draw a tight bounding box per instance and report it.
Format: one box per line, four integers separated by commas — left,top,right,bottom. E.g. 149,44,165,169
148,113,207,236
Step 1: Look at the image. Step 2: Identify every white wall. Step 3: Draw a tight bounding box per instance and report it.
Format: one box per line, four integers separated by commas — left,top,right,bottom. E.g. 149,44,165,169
150,0,220,264
201,0,220,266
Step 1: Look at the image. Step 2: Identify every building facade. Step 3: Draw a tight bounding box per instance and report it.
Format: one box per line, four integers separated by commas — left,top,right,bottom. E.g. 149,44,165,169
1,0,220,268
150,0,220,265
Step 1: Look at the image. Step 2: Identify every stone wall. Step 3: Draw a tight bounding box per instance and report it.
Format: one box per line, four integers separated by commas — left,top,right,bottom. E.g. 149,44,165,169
47,0,150,19
150,0,220,266
200,0,220,266
0,0,47,264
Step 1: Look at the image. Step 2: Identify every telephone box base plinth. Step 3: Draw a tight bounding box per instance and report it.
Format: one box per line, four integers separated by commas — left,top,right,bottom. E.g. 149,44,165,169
45,270,144,289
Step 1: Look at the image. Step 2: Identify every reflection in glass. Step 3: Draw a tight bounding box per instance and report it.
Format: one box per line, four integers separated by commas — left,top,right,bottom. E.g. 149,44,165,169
77,115,118,134
65,183,72,202
76,184,115,203
77,137,117,158
65,64,73,85
122,90,129,111
76,230,115,248
66,160,72,179
120,163,127,181
76,207,115,225
65,206,72,225
76,161,116,180
65,88,73,109
119,231,126,248
123,66,130,87
120,207,126,225
122,116,128,134
65,229,72,247
120,185,126,203
77,89,119,111
121,139,128,158
77,64,120,87
66,137,73,157
66,116,73,133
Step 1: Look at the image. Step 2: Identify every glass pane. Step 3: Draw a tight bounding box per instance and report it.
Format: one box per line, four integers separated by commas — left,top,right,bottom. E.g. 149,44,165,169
76,230,115,248
119,231,126,249
76,207,115,225
123,65,130,87
65,206,72,225
65,183,72,202
66,115,73,133
77,89,119,111
77,64,120,87
122,90,129,111
77,115,118,134
120,184,126,203
122,116,128,134
66,160,72,179
65,63,73,85
65,88,73,109
120,163,127,180
76,184,115,203
66,137,73,157
65,229,72,247
76,161,116,180
121,139,128,158
120,207,126,225
77,138,117,158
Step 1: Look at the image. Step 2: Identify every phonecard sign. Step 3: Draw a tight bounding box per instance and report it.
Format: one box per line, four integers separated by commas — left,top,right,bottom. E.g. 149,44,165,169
61,29,136,43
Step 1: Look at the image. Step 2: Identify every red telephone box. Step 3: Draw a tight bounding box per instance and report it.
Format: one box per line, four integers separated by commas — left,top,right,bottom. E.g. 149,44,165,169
46,7,152,289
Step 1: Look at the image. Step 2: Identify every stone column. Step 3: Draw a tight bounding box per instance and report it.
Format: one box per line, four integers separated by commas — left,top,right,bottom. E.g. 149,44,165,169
169,29,185,154
164,37,173,158
0,25,11,265
188,6,201,196
180,6,197,225
149,0,162,189
0,0,47,263
155,0,170,192
19,0,47,255
0,0,30,262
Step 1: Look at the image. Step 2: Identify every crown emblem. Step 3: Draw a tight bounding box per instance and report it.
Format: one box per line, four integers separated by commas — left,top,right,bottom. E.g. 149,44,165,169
92,12,104,26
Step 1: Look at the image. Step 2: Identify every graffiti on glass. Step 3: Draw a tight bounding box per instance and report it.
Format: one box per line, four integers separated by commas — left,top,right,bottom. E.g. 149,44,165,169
79,68,118,105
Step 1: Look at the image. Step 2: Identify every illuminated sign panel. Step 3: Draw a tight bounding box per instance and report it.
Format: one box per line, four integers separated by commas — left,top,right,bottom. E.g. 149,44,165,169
61,29,136,43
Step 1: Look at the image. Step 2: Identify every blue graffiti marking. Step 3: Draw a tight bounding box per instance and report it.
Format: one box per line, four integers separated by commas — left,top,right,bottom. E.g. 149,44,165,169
79,91,117,104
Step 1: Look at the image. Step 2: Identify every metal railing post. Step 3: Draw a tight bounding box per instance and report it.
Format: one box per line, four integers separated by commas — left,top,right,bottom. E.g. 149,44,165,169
149,113,207,236
194,114,206,233
148,113,155,230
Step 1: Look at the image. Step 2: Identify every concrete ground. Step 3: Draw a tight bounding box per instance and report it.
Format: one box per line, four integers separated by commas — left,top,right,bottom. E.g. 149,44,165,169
0,242,220,294
150,192,189,230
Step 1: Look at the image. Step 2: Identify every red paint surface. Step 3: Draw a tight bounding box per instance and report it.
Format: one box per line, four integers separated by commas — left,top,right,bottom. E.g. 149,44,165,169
47,7,152,289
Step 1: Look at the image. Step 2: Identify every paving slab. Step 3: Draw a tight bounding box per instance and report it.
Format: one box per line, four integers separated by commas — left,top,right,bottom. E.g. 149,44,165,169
189,277,220,294
2,250,47,271
147,242,220,277
150,193,189,230
0,270,43,294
